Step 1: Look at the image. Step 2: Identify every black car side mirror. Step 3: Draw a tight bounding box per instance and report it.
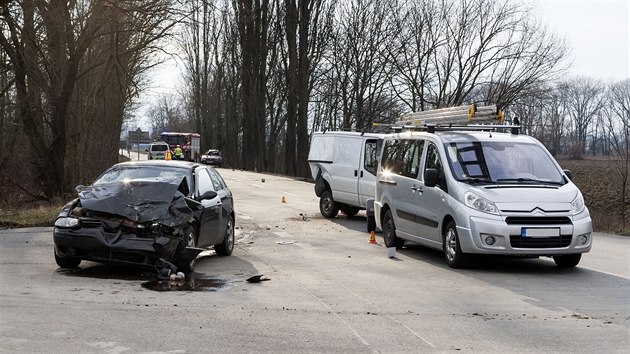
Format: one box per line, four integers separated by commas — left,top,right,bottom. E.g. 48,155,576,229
197,190,218,201
424,168,439,188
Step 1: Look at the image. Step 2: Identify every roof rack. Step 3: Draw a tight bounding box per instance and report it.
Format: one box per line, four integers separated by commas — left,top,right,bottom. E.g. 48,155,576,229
373,104,520,134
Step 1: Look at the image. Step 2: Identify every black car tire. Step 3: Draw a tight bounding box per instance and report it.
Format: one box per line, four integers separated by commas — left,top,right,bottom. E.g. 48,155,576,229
553,254,581,268
177,225,197,273
340,206,360,218
382,210,405,249
319,190,339,218
443,221,471,268
54,250,81,268
214,216,235,256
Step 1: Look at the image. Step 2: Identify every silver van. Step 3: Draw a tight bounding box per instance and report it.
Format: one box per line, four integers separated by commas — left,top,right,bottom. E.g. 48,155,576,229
374,130,592,268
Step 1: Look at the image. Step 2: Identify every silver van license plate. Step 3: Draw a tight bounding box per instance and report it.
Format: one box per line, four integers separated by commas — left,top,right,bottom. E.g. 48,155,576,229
521,228,560,238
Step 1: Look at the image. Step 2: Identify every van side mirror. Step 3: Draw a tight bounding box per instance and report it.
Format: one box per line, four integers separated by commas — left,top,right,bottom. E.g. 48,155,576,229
424,168,439,187
197,190,218,201
563,169,572,181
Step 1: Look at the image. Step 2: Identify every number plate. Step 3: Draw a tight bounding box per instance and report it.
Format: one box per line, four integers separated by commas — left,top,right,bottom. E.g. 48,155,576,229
521,228,560,238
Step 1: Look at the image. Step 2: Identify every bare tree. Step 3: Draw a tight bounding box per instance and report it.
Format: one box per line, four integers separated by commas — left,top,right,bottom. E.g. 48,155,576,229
605,80,630,231
0,0,180,197
564,77,605,158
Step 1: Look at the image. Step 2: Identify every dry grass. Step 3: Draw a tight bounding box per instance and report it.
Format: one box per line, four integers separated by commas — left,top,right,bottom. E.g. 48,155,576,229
558,158,628,234
0,204,60,229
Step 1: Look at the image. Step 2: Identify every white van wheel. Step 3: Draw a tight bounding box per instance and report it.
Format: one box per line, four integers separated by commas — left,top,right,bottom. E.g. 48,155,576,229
319,190,339,218
444,221,470,268
383,210,404,249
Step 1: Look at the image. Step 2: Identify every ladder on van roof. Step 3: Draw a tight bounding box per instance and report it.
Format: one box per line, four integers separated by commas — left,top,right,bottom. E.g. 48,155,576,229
373,104,520,134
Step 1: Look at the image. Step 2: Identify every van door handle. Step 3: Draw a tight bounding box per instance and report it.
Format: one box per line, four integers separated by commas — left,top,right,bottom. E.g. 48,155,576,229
360,171,363,178
354,170,358,177
411,185,423,192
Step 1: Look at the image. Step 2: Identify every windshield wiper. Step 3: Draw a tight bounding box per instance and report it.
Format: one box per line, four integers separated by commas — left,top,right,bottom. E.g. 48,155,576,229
460,177,496,185
495,178,563,185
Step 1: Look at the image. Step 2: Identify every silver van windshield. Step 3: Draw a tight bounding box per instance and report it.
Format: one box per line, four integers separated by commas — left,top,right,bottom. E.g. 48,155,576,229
446,141,564,185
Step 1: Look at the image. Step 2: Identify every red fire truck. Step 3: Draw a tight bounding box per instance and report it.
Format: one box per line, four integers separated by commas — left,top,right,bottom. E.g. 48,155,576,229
159,132,201,162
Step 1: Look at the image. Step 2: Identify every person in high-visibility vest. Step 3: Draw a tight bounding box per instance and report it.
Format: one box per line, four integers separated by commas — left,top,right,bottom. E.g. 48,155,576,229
173,145,183,160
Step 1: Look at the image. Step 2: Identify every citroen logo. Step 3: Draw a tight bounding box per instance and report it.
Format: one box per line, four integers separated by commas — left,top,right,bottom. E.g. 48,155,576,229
531,207,546,216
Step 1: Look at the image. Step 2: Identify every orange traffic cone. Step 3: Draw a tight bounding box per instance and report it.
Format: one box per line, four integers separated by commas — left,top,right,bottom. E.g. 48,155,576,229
281,196,286,203
165,150,171,160
369,231,377,244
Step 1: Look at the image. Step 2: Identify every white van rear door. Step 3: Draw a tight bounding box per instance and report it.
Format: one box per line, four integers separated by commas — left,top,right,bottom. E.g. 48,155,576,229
331,136,362,205
357,139,381,208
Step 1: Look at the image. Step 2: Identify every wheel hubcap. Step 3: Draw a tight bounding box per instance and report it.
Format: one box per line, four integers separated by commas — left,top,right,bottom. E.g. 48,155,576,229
226,220,234,250
322,197,332,213
445,228,457,261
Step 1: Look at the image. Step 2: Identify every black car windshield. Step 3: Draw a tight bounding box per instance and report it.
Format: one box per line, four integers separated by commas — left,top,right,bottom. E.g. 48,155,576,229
206,150,221,156
445,141,564,185
93,166,193,192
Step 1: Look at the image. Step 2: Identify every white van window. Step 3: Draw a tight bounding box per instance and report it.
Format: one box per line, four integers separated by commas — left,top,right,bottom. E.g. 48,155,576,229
446,141,564,184
364,139,381,176
151,144,168,152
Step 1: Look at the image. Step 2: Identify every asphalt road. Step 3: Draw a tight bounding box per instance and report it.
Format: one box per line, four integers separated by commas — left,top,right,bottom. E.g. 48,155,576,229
0,168,628,353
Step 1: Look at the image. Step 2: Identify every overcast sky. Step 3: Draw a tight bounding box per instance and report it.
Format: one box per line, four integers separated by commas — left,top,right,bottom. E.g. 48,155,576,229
134,0,629,129
527,0,629,81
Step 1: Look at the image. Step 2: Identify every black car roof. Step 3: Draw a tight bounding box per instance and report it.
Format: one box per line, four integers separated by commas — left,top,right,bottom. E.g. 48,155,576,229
113,160,203,170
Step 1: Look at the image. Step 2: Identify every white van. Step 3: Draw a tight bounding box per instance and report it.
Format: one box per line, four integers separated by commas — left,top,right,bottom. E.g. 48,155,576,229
374,129,592,268
147,142,170,160
308,131,388,230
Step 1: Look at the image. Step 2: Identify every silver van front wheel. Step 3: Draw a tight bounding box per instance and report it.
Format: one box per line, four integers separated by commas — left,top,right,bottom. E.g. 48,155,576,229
443,221,470,268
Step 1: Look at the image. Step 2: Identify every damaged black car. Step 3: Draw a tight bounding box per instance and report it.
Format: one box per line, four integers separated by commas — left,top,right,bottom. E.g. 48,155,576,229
53,161,235,273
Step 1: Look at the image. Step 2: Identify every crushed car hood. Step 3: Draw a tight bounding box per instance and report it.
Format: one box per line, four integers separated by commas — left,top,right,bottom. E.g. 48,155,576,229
76,177,193,226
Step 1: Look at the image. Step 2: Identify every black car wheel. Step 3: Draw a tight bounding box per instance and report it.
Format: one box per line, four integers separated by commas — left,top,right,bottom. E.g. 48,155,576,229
215,216,235,256
382,210,404,249
54,250,81,268
319,190,339,218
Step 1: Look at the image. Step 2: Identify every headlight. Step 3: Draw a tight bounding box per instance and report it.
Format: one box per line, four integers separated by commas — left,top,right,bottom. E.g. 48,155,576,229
571,193,585,215
464,191,499,215
55,217,79,228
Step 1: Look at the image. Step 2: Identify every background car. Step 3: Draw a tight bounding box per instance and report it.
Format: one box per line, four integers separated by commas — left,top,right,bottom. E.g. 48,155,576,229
147,142,170,160
53,161,235,273
201,149,223,166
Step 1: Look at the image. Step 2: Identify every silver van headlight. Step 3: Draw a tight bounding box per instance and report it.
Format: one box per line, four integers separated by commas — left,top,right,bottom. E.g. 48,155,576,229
464,191,499,215
571,193,585,215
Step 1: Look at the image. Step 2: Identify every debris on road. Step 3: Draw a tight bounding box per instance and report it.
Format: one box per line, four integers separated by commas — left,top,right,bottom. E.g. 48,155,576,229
246,275,270,283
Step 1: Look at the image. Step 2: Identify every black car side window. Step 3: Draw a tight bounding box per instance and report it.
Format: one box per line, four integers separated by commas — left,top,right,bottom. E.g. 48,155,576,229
197,169,215,195
207,169,225,191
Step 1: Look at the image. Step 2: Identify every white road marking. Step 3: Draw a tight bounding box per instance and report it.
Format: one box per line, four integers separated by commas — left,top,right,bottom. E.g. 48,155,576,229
340,284,436,348
292,281,373,350
283,192,298,197
251,183,265,189
578,266,630,280
274,231,294,238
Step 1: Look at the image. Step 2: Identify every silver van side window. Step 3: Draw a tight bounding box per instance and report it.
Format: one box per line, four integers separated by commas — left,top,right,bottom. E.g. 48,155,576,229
382,140,424,178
